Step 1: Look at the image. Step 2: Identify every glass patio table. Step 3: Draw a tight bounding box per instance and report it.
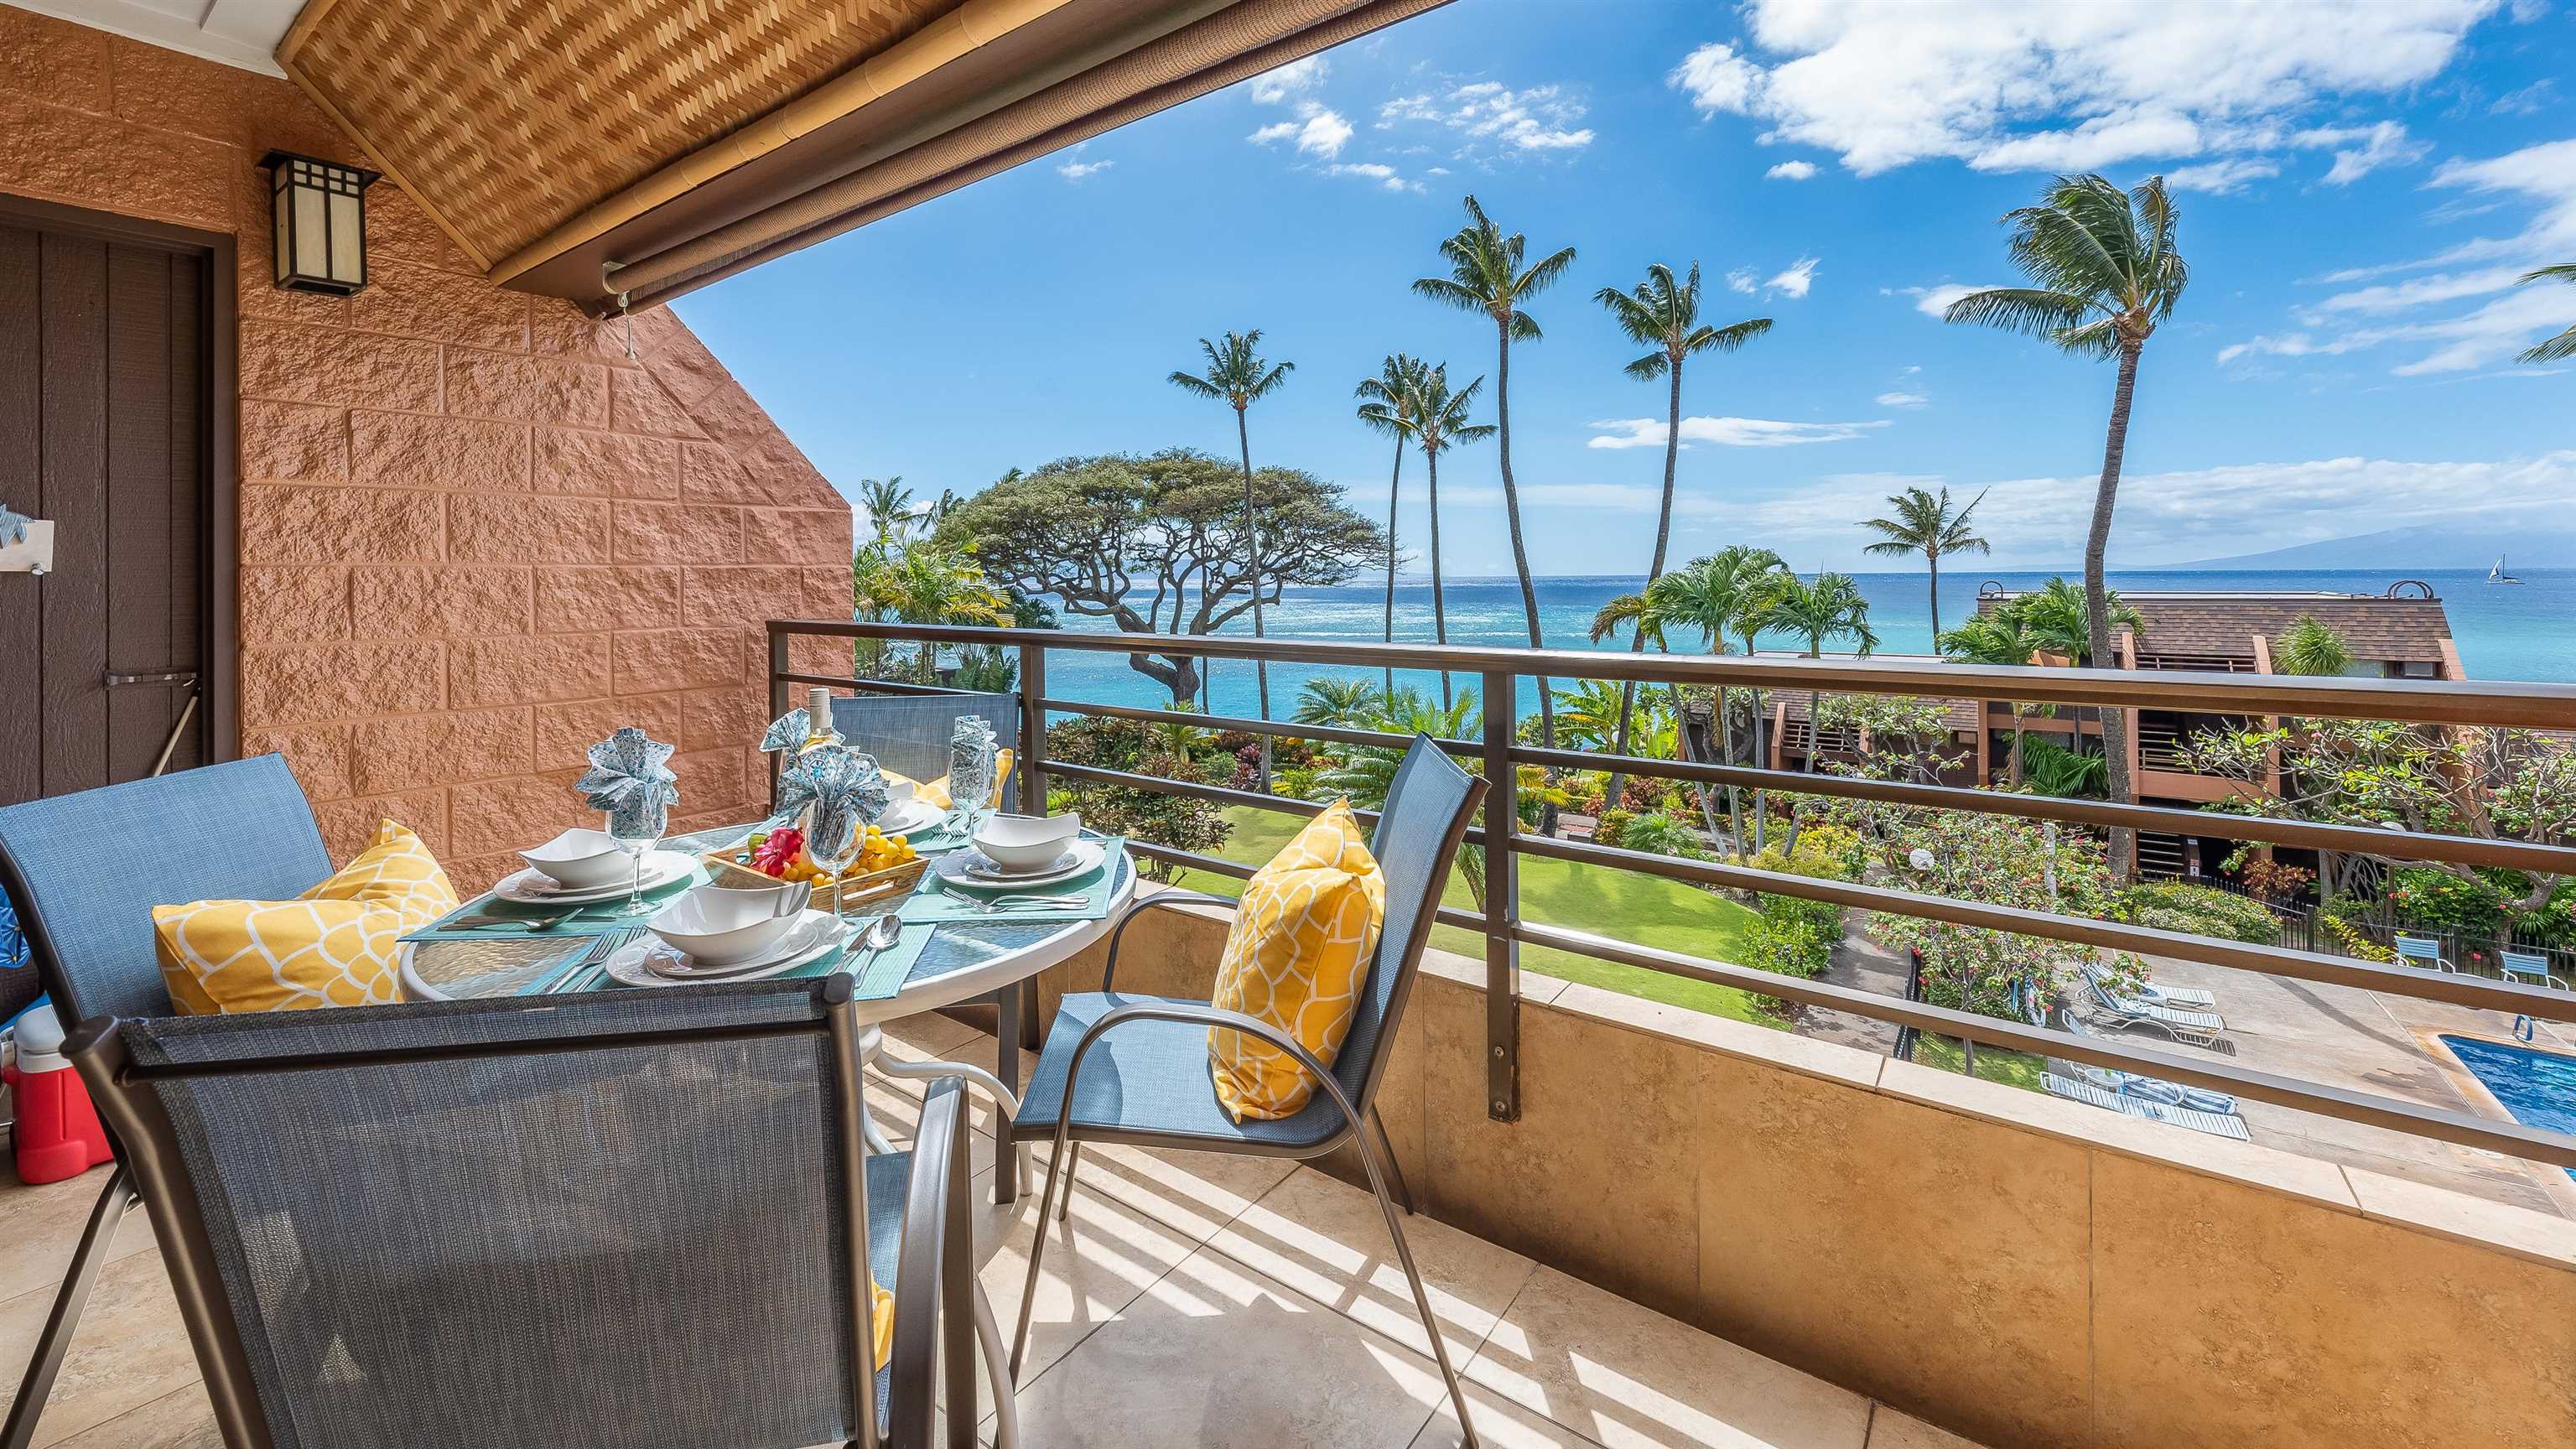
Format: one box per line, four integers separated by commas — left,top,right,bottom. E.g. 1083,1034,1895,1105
398,823,1139,1208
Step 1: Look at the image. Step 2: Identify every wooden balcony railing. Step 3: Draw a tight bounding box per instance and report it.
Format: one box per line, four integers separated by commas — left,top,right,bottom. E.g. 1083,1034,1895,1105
767,620,2576,1172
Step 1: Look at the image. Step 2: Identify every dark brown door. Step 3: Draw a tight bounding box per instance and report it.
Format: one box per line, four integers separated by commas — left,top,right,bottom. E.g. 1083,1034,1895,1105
0,216,213,808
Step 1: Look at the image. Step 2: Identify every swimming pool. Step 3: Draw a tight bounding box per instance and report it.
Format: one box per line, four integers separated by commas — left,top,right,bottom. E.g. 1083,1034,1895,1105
2441,1033,2576,1180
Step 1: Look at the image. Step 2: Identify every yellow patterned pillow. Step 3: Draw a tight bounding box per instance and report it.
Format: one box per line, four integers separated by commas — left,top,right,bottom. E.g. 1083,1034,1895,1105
886,749,1016,813
153,820,460,1015
1206,800,1386,1121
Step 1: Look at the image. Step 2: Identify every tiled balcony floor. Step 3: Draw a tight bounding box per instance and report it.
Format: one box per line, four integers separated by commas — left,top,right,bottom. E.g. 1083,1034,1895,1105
0,1011,1987,1449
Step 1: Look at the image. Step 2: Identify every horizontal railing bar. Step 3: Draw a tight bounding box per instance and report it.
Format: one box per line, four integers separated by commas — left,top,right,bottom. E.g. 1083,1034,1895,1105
1050,760,1485,846
1512,921,2576,1170
1119,839,1487,934
1038,696,1478,756
768,620,2576,729
1511,744,2576,878
774,671,974,699
1514,834,2575,1021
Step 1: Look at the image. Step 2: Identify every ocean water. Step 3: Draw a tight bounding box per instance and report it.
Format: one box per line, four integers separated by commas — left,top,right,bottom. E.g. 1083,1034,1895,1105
1032,568,2576,720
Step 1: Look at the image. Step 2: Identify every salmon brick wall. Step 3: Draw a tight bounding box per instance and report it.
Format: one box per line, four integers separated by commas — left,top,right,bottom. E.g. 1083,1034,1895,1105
0,10,855,886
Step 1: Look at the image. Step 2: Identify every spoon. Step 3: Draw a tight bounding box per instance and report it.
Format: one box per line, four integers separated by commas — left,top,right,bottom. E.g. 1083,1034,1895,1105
847,912,904,975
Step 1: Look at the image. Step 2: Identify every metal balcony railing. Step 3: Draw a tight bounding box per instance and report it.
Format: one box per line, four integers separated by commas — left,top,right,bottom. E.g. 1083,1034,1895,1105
767,619,2576,1173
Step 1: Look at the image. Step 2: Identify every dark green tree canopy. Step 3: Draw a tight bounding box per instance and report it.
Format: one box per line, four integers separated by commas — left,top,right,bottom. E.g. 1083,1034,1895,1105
938,449,1385,699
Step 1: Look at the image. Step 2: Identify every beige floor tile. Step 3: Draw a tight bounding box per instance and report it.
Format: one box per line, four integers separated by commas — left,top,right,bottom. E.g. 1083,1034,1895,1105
879,1007,988,1061
971,1158,1203,1384
1465,1268,1871,1449
1027,1140,1299,1244
0,1249,200,1449
0,1170,155,1306
1407,1377,1611,1449
1010,1243,1447,1448
1863,1406,1984,1449
47,1384,218,1449
1207,1166,1536,1363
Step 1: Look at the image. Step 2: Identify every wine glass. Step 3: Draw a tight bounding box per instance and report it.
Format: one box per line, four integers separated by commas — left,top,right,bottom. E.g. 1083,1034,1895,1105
605,797,669,917
807,795,866,917
948,728,995,840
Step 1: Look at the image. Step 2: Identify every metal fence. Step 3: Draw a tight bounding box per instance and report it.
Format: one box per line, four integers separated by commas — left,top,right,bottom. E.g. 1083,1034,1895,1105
769,619,2576,1172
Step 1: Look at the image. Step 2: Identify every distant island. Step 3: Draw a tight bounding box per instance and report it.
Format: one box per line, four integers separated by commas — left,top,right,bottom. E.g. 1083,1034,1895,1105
2178,526,2576,571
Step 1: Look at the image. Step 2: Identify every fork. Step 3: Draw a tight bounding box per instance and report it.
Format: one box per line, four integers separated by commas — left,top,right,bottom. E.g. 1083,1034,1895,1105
542,927,646,995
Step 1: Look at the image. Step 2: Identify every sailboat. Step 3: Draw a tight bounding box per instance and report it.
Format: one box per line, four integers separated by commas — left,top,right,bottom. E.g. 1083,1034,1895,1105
2489,554,2525,585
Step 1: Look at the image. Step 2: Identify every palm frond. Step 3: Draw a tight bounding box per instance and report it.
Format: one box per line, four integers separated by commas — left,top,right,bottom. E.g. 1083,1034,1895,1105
1411,276,1489,314
1941,286,2096,340
1517,245,1579,299
1166,371,1224,398
1687,317,1773,356
1623,351,1670,381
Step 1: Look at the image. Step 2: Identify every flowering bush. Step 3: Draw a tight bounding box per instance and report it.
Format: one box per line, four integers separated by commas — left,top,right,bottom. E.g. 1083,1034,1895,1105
1866,810,2114,1019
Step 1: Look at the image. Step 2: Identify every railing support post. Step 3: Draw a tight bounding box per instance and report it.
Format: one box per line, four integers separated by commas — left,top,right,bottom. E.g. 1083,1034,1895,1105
1019,641,1046,814
1482,670,1521,1123
767,628,790,810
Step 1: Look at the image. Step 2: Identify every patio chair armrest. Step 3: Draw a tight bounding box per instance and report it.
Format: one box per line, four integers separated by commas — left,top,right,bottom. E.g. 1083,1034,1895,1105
1099,891,1241,991
886,1074,974,1449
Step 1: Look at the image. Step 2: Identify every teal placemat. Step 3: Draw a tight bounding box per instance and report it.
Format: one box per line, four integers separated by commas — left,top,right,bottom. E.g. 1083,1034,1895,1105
896,837,1126,927
402,863,707,943
815,919,943,998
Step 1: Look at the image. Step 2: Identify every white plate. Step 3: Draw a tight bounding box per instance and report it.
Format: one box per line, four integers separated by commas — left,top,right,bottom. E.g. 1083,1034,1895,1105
932,839,1104,891
605,910,848,987
494,849,694,905
875,797,943,836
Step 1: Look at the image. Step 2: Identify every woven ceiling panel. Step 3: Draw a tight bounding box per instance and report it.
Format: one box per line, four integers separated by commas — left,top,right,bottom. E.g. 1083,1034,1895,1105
286,0,963,266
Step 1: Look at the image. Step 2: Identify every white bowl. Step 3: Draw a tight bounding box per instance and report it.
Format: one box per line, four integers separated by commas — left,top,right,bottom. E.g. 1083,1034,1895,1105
649,884,808,966
972,813,1081,872
517,828,631,890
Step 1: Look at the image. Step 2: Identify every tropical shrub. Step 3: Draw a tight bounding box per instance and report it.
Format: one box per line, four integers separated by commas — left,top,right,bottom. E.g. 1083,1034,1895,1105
1045,716,1231,879
2124,880,2279,944
2321,909,2397,963
1594,808,1633,849
1619,809,1705,860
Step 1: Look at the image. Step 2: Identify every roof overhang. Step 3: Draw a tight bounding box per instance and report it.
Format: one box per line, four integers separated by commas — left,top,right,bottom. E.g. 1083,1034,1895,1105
275,0,1446,314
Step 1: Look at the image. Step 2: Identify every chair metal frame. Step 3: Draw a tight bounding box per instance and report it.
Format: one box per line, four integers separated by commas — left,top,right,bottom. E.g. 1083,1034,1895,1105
66,974,977,1449
1003,736,1488,1447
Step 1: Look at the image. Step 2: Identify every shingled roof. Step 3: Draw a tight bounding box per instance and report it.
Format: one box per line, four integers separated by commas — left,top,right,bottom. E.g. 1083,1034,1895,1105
1976,589,2458,666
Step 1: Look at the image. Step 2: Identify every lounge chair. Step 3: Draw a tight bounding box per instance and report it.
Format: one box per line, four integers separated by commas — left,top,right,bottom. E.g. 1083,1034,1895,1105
70,976,984,1449
0,756,332,1449
2394,934,2456,974
2080,957,2216,1009
2043,1072,2251,1141
1005,735,1488,1446
2497,949,2569,991
2084,974,2227,1046
2051,1010,2240,1114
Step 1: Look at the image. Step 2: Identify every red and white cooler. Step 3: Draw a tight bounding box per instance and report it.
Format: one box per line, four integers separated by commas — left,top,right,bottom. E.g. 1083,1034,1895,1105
3,1003,113,1185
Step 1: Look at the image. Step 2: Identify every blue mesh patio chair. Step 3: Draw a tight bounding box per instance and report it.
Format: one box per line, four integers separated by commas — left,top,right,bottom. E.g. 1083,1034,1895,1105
2497,949,2569,990
0,756,330,1449
1001,735,1489,1446
2394,933,2457,974
67,976,982,1449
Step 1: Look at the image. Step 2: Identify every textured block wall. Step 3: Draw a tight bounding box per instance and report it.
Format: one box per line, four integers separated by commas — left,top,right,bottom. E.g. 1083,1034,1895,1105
0,8,856,886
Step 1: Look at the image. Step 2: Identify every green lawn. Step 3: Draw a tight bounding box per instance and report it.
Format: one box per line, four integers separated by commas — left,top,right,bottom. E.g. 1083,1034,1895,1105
1169,807,1779,1026
1908,1036,2047,1091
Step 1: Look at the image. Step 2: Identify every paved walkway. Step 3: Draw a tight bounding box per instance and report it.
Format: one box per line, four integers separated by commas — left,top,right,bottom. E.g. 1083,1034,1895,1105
0,1009,1989,1449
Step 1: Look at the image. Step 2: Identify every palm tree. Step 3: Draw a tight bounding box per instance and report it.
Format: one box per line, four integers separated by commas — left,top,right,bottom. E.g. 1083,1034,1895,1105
1945,174,2187,882
852,538,1015,683
1758,572,1879,776
1313,685,1493,906
2277,615,2353,677
1169,330,1296,790
1592,544,1788,849
1550,679,1670,754
856,476,917,544
1355,353,1431,694
2516,264,2576,363
1858,485,1990,641
1414,195,1577,760
1408,365,1497,709
1593,262,1773,808
1294,677,1384,729
1939,608,2043,784
2009,575,2142,664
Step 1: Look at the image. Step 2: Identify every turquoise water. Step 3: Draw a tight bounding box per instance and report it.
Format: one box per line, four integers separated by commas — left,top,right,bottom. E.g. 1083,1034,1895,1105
1035,567,2576,719
2441,1034,2576,1180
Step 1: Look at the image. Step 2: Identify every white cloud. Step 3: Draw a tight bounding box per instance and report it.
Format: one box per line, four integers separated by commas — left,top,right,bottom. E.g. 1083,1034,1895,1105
2491,79,2558,116
1056,158,1113,181
1379,79,1594,156
1587,416,1890,449
1323,162,1421,192
1249,56,1327,105
1665,2,2493,176
2292,120,2428,184
1725,267,1759,295
1766,256,1820,298
1876,391,1930,408
1893,283,1996,319
1765,159,1819,180
1249,108,1353,158
2164,158,2279,194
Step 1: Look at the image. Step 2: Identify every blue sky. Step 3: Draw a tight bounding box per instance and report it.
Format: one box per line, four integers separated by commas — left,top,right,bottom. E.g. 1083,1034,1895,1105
678,0,2576,578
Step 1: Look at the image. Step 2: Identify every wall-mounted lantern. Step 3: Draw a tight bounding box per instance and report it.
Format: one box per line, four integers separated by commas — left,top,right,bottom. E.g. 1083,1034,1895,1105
257,152,380,295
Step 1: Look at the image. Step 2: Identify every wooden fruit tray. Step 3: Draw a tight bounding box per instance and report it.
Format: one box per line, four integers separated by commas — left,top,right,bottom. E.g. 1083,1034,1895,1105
699,849,929,913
